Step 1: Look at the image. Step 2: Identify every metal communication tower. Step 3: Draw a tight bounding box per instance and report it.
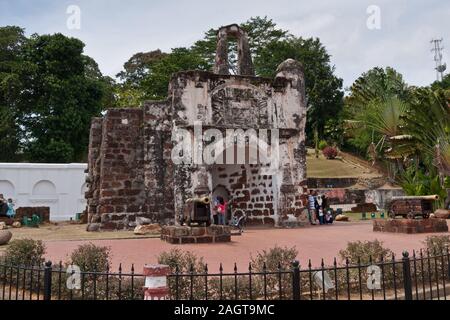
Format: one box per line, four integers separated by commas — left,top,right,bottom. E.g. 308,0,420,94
431,38,446,82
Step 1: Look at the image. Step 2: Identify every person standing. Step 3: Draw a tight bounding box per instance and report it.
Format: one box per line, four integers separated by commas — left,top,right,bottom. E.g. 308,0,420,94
212,197,220,225
215,197,226,225
318,207,325,225
217,197,227,226
308,190,317,225
6,199,15,218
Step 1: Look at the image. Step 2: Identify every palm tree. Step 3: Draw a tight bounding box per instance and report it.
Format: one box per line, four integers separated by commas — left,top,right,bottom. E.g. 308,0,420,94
404,88,450,178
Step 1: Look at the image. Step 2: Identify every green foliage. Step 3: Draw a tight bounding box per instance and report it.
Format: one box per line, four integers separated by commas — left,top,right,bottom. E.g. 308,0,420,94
1,239,46,266
324,119,345,147
431,73,450,91
399,167,447,208
191,16,289,73
116,16,344,142
17,33,107,162
0,26,27,161
318,140,328,150
68,243,111,272
404,88,450,173
158,249,206,300
256,37,344,141
250,245,298,272
116,48,208,102
141,47,208,100
344,67,409,158
339,240,393,265
0,27,111,163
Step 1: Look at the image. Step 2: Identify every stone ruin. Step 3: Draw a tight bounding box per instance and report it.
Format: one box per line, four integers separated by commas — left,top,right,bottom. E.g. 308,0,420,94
85,24,309,231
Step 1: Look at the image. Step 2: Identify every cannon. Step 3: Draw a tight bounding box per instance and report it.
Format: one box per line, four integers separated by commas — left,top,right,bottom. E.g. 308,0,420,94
180,197,212,227
387,195,439,220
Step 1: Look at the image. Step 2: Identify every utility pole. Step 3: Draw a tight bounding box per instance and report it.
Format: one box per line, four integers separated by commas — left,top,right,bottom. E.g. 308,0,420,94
431,38,447,82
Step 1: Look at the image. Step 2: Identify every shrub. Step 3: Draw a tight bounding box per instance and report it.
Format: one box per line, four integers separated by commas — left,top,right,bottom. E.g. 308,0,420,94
339,240,393,265
318,140,328,150
158,249,206,300
423,235,450,256
250,246,298,299
251,245,298,271
323,146,338,159
68,243,111,272
1,239,46,266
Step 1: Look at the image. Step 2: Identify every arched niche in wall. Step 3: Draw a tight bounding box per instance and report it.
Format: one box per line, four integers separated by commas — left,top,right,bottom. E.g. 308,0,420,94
0,180,15,198
31,180,59,219
32,180,57,197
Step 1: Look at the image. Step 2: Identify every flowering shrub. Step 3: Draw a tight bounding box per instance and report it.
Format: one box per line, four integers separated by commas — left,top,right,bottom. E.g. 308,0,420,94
323,146,338,159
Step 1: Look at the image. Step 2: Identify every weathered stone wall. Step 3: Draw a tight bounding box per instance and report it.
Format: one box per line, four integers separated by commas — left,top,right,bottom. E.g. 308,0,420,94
86,24,309,230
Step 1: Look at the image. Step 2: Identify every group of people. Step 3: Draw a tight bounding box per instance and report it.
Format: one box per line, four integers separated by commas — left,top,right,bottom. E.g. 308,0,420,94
308,190,334,225
212,196,227,225
0,194,15,218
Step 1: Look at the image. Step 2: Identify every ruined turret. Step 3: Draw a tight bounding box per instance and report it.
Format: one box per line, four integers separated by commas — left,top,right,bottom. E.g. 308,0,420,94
86,24,308,231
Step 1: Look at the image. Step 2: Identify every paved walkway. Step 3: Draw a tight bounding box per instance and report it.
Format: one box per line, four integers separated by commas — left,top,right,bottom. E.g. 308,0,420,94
43,221,450,273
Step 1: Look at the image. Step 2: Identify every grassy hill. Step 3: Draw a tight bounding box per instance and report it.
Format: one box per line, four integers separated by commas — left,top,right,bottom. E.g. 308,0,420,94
306,149,383,179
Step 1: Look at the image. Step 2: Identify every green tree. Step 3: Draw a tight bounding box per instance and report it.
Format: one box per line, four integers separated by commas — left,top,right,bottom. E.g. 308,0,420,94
17,33,107,163
344,67,410,158
0,26,27,161
192,16,289,72
141,47,208,100
255,37,344,142
431,73,450,91
116,48,207,103
118,16,343,142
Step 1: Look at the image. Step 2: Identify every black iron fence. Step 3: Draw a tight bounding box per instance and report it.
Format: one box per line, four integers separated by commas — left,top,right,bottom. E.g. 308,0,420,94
1,249,449,301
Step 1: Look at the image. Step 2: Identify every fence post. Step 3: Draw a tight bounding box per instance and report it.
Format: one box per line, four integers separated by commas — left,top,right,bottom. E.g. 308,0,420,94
143,265,170,301
402,251,413,301
43,261,52,301
292,260,301,300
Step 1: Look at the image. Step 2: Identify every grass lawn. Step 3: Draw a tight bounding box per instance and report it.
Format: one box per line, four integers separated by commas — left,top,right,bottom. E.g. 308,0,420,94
8,223,159,241
306,148,381,178
343,211,387,221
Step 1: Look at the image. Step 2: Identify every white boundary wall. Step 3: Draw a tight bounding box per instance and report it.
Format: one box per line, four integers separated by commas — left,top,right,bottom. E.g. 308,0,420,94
0,163,88,221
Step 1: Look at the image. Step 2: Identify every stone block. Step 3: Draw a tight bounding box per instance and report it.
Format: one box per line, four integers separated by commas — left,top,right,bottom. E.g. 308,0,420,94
134,224,162,235
373,219,449,234
0,230,12,245
196,236,213,243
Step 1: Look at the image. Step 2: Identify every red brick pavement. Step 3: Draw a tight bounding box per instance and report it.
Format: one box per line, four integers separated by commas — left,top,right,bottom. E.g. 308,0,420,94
43,221,450,273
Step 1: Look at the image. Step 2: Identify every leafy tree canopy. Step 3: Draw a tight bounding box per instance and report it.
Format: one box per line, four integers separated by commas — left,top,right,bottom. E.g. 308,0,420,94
0,27,112,163
116,16,344,141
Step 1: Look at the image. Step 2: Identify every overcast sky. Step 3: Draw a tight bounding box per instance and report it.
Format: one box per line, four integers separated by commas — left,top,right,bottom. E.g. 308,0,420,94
1,0,449,89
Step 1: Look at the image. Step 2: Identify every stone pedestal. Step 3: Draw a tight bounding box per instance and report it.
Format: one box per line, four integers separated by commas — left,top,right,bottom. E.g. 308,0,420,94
161,225,232,244
373,219,449,234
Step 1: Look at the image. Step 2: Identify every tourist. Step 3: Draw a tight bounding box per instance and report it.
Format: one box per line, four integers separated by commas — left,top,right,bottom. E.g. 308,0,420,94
212,197,220,225
314,192,320,224
0,194,8,217
325,209,334,224
308,190,316,225
217,196,227,226
318,206,325,225
322,194,328,212
6,199,15,218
